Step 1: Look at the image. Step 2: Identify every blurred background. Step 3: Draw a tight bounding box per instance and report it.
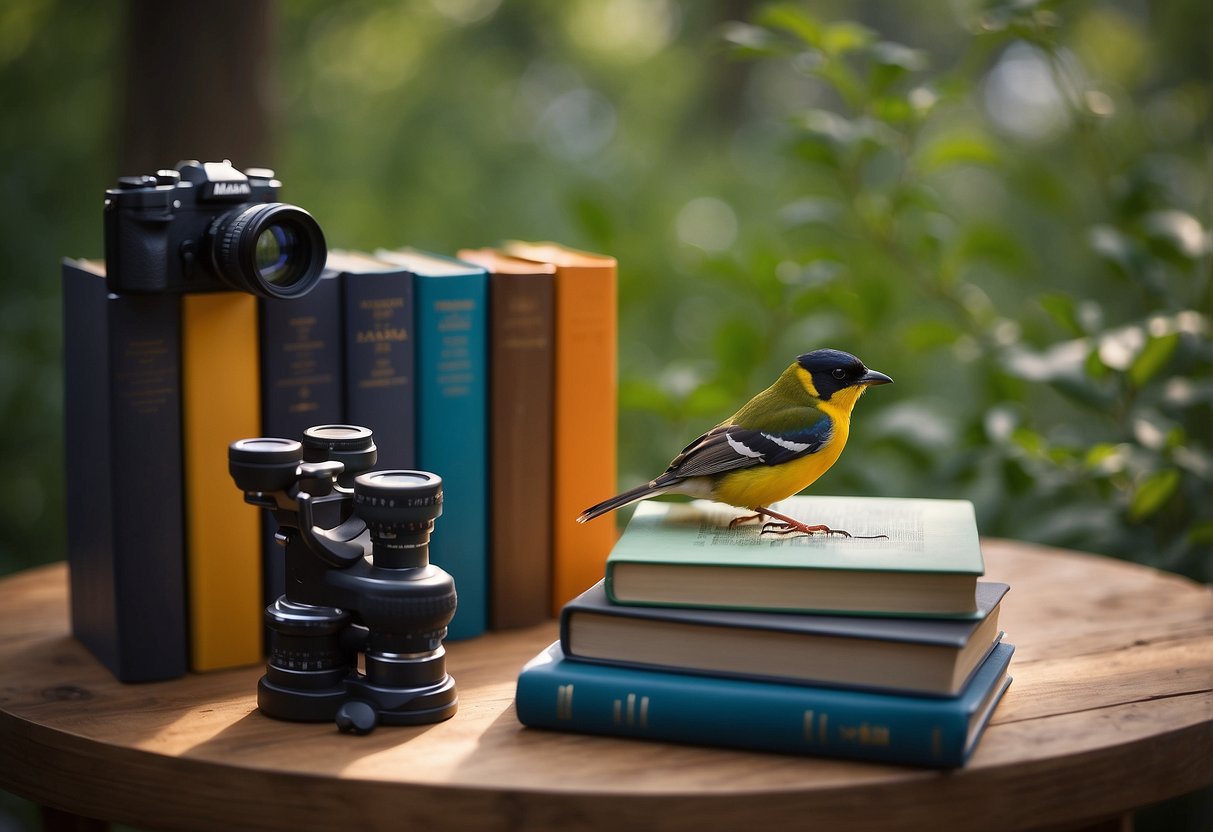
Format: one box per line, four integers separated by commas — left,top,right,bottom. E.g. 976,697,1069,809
0,0,1209,826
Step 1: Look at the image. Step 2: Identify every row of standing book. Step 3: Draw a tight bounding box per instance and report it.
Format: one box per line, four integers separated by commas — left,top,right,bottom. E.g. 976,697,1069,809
64,243,619,682
515,496,1015,767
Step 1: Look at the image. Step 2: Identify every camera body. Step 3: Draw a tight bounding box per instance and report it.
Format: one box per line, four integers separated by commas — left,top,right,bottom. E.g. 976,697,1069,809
229,425,458,733
104,160,326,299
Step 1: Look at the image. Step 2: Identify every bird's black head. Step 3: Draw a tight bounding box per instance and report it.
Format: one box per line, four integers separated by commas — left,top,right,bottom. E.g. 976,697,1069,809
796,349,893,401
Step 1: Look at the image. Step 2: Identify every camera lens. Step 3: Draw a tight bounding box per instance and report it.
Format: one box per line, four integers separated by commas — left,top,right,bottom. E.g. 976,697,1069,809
211,202,327,299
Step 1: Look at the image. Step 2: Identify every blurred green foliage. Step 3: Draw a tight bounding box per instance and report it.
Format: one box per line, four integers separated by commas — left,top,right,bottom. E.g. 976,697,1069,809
0,0,1208,588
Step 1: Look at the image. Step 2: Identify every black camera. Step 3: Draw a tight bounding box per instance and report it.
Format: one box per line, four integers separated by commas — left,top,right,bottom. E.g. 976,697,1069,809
104,159,327,299
229,425,458,733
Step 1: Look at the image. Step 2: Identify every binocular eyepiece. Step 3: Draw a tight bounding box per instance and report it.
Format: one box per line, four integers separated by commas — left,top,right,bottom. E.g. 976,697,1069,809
229,425,457,733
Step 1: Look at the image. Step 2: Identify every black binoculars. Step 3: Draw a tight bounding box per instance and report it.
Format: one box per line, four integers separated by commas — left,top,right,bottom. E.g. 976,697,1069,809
229,424,457,733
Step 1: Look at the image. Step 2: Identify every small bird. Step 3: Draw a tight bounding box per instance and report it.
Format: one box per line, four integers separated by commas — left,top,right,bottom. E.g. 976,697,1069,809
577,349,893,536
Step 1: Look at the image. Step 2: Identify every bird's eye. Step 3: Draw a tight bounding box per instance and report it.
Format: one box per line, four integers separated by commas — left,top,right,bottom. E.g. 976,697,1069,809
831,368,847,380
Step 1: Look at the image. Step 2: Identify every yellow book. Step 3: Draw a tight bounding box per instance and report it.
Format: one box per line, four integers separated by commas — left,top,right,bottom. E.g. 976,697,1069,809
181,292,263,670
505,242,617,612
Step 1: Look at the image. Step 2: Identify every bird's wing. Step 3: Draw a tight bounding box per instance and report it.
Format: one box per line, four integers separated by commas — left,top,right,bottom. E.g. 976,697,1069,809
658,410,833,482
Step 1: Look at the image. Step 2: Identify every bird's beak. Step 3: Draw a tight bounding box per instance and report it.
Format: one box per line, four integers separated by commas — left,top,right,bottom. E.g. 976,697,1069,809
858,369,893,386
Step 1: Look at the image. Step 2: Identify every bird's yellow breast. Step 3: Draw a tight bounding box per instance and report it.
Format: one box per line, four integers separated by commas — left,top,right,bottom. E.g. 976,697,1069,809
712,381,864,509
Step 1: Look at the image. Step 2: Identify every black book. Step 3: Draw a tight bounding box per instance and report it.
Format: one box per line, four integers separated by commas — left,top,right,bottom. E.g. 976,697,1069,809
62,258,187,681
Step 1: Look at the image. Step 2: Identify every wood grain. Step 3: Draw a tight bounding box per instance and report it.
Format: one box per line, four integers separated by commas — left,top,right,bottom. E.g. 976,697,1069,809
0,540,1209,832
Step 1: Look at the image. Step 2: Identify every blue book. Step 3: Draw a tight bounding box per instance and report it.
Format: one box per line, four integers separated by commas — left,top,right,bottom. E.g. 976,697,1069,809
376,247,489,640
515,641,1014,768
329,250,416,470
258,269,344,607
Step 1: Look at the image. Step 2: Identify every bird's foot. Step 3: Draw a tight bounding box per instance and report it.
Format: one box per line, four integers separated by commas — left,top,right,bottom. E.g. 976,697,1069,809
752,506,889,539
727,513,763,529
761,520,851,538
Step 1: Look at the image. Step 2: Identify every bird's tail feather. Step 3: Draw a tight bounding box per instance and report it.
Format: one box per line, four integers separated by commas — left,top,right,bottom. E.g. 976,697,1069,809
576,481,674,524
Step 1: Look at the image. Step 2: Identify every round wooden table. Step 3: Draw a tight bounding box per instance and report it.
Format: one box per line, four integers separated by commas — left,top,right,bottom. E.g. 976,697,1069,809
0,540,1210,832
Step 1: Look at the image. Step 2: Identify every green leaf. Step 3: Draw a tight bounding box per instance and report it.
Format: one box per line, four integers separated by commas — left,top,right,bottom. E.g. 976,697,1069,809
916,132,1000,172
756,4,823,48
719,22,789,58
1128,332,1180,387
1038,292,1084,336
822,21,876,56
1088,224,1137,274
1143,210,1207,260
868,41,927,95
1129,468,1181,522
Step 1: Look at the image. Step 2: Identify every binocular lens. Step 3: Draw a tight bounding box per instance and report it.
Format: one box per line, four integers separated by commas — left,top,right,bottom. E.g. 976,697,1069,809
213,202,327,299
229,437,303,493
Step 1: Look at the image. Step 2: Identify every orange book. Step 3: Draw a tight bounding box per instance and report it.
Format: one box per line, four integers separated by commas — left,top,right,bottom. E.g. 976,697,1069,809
181,292,263,670
505,242,617,612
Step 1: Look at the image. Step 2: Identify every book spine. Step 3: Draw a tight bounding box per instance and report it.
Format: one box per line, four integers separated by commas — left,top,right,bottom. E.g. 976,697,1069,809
489,272,555,629
181,292,263,671
62,260,188,682
259,271,344,606
341,269,415,468
552,265,617,612
414,271,488,639
516,652,974,767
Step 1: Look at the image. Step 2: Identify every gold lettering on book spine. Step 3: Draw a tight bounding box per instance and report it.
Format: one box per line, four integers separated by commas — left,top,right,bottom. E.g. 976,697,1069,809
803,711,815,743
611,693,650,728
931,727,943,759
557,684,573,720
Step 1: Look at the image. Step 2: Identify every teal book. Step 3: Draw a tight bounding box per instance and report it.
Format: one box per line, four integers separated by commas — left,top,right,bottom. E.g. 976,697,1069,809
605,497,986,617
515,641,1014,768
562,580,1008,696
376,247,488,639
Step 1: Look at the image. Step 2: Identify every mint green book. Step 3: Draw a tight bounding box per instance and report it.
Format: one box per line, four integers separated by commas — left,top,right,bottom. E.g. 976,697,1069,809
604,497,985,617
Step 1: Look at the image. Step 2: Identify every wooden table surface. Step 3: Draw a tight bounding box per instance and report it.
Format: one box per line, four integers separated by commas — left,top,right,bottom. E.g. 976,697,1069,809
0,540,1210,832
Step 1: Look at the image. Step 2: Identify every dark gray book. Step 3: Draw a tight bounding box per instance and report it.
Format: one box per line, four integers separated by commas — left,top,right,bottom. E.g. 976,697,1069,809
561,580,1009,697
63,258,187,681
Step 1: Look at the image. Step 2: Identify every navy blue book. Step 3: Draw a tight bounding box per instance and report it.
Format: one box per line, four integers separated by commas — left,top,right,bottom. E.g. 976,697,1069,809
258,268,344,606
561,580,1008,697
329,250,416,469
515,641,1014,768
376,247,489,640
62,259,188,682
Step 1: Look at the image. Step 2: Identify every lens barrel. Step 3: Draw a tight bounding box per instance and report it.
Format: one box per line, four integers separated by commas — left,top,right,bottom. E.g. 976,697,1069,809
211,202,327,299
302,425,377,485
354,471,443,570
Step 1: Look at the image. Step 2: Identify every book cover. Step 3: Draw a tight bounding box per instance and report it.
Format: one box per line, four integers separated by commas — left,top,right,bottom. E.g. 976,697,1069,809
62,259,188,682
181,291,263,671
562,580,1008,696
329,250,416,469
458,248,556,630
376,247,488,640
258,269,344,606
605,497,986,616
503,242,617,613
515,641,1014,768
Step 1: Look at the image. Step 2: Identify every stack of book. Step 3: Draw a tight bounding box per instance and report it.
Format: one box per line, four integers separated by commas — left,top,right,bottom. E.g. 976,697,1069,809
515,496,1014,767
63,241,618,682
